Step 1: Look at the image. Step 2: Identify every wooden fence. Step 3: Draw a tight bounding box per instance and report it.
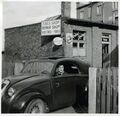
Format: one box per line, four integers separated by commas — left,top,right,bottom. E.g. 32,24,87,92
89,67,118,113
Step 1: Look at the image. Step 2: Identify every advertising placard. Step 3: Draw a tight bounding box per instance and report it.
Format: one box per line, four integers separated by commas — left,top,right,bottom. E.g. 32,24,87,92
41,20,61,36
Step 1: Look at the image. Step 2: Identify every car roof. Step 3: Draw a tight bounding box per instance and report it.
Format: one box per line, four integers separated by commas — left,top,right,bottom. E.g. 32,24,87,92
26,57,90,73
26,57,88,64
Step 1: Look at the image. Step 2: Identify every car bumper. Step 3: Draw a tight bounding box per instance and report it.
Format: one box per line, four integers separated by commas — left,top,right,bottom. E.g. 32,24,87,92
2,98,11,113
2,96,22,113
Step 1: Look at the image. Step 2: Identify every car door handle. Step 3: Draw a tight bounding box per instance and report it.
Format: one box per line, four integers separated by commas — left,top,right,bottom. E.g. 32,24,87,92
55,82,60,88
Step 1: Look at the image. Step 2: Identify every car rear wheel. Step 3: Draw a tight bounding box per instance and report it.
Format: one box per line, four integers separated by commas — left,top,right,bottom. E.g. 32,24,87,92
24,99,47,113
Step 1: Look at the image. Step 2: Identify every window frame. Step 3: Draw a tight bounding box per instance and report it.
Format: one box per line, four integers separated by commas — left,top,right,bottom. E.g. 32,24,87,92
88,7,91,18
54,61,81,77
112,2,118,11
72,30,86,57
80,11,84,19
97,4,102,15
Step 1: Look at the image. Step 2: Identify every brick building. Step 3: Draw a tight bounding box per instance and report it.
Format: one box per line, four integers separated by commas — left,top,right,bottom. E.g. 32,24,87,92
3,2,118,77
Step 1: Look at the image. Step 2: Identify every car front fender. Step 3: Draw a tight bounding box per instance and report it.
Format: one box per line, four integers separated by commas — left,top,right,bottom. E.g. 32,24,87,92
11,91,46,113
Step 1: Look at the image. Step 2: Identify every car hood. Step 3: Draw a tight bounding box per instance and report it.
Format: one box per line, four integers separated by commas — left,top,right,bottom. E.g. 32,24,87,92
3,73,49,87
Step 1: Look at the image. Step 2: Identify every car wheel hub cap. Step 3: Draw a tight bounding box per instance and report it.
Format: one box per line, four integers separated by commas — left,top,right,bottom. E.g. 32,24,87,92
31,104,42,113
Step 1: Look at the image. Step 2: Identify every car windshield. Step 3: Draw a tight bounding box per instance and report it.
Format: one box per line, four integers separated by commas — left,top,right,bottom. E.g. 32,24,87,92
21,61,54,74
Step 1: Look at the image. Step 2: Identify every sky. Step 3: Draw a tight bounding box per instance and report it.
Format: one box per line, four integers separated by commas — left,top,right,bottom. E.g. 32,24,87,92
3,1,90,29
3,1,61,28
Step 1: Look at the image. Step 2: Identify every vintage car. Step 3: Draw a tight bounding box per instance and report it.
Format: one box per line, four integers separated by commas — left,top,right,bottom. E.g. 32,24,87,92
2,57,89,113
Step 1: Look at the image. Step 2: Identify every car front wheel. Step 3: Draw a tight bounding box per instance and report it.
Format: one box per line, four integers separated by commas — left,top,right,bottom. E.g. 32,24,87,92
24,99,47,113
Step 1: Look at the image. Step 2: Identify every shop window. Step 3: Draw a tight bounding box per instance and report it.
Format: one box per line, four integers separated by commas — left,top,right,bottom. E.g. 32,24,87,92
80,11,84,19
72,30,86,56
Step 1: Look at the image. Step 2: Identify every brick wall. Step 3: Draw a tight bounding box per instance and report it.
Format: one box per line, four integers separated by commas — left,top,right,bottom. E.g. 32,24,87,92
5,23,64,61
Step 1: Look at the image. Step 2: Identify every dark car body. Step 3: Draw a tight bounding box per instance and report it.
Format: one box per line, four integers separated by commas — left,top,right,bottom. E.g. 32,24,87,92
2,57,90,113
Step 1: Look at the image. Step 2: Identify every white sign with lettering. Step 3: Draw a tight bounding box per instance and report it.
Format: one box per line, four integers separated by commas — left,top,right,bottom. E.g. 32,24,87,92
41,20,61,36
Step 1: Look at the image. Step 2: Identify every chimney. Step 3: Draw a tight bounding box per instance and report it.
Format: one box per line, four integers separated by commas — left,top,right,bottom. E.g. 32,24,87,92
61,2,71,17
70,2,77,18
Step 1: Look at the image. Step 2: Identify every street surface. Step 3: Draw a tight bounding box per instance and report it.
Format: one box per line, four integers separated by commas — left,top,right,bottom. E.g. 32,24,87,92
52,105,88,113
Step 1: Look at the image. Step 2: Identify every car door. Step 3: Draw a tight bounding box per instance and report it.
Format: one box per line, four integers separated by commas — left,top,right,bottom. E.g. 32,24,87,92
52,61,80,109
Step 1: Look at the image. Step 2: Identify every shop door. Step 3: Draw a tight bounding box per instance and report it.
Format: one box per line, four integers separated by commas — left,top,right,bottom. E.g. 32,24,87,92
102,34,111,67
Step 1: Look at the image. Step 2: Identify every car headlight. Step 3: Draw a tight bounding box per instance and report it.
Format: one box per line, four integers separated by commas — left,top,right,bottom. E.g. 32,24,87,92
8,87,15,97
2,79,10,96
85,86,88,91
2,79,10,89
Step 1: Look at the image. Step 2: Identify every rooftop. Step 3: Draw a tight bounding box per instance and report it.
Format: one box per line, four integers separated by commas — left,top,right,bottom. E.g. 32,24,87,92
5,15,118,30
77,2,98,10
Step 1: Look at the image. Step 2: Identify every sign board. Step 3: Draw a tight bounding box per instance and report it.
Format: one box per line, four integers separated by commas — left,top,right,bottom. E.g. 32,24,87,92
53,37,63,46
41,20,61,36
102,38,109,42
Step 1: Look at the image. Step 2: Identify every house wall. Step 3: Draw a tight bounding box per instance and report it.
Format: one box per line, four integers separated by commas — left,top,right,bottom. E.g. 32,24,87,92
63,23,118,67
64,23,92,65
77,2,118,25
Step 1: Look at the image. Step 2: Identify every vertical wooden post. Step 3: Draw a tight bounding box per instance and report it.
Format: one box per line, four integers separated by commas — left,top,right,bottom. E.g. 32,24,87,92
106,68,111,113
96,68,101,113
110,69,114,112
88,67,97,113
101,68,106,113
112,67,118,113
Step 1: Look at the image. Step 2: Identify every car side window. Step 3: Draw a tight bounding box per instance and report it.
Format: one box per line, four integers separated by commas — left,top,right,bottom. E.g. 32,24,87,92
55,62,80,76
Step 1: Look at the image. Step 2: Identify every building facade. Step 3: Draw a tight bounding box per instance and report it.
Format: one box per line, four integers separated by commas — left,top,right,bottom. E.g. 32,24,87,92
77,2,118,25
3,2,118,77
62,17,118,67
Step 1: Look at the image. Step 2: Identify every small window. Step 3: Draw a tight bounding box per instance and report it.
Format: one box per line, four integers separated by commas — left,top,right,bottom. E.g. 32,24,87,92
112,2,118,10
112,12,118,24
88,7,91,18
80,11,84,19
97,4,102,15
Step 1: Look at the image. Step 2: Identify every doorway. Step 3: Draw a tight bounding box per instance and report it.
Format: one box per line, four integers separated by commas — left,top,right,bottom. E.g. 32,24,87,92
102,34,111,67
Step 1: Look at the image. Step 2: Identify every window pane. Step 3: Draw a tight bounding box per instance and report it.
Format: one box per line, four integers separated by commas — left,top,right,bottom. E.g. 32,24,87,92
97,5,102,15
79,43,85,48
78,49,86,56
112,2,118,9
73,48,78,56
73,42,77,47
79,36,84,40
73,34,79,40
80,11,84,19
88,7,91,18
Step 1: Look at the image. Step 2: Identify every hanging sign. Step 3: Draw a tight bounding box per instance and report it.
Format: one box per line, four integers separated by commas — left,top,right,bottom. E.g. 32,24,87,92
41,20,61,36
53,37,63,46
